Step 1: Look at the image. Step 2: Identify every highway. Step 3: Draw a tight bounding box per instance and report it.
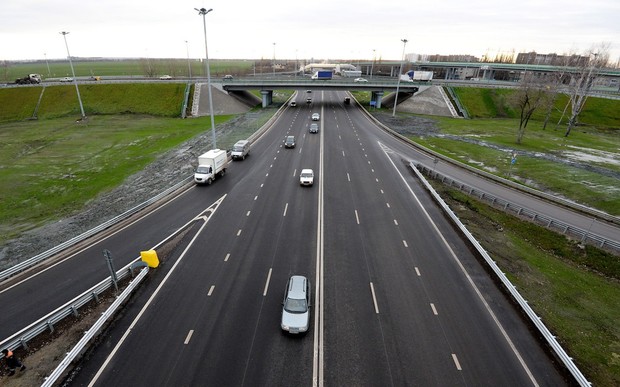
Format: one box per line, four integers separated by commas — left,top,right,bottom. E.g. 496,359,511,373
41,90,569,386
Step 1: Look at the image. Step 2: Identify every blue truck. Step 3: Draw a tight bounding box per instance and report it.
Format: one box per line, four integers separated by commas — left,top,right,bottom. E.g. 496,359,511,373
311,70,332,80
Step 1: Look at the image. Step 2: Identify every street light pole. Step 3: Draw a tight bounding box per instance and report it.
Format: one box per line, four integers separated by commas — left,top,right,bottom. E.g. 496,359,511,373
272,42,276,77
60,31,86,120
185,40,192,79
392,38,408,117
195,7,217,149
370,49,375,79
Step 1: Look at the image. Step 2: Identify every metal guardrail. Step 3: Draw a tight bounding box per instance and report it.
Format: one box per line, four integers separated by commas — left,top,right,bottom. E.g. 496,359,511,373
416,163,620,254
41,267,149,387
0,176,192,282
409,161,591,386
0,259,140,358
0,99,289,360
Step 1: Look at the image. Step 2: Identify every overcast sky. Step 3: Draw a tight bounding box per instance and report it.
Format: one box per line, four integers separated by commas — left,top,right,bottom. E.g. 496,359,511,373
2,0,619,63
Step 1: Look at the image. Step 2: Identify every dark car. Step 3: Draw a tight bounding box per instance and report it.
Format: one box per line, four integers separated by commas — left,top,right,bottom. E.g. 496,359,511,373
284,135,296,148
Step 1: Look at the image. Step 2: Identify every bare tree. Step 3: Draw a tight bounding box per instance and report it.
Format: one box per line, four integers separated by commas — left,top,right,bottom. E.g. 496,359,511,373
563,45,610,137
512,73,551,144
140,58,157,78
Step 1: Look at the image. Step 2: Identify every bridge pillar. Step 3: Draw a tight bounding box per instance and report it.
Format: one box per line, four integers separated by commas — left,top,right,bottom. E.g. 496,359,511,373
260,90,273,107
371,91,384,109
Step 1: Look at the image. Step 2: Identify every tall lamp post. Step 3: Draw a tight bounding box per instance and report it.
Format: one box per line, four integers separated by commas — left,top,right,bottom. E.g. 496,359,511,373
392,38,408,117
60,31,86,120
195,7,217,149
272,42,276,77
185,40,192,79
370,49,376,79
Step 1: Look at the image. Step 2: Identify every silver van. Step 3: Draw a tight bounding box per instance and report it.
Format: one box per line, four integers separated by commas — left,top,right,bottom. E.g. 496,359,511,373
281,275,311,334
231,140,250,160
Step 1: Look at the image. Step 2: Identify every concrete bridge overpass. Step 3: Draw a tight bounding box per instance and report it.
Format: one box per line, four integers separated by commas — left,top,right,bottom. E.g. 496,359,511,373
222,79,419,108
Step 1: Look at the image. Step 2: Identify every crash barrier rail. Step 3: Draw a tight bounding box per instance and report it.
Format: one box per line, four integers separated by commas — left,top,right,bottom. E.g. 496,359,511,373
443,86,468,118
41,267,149,387
0,260,143,360
409,161,590,386
0,97,290,354
0,176,192,283
416,163,620,254
355,97,620,228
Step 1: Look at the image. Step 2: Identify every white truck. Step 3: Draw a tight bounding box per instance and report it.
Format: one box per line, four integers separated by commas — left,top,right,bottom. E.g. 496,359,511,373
402,70,433,82
194,149,230,185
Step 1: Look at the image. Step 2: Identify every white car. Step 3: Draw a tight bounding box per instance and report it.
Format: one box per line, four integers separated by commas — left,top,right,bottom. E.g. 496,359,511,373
311,113,320,121
354,77,368,83
59,77,73,82
281,275,311,334
299,169,314,186
159,75,172,80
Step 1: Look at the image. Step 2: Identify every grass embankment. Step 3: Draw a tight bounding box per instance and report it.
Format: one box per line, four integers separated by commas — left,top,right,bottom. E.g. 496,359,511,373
0,115,230,243
0,82,233,244
2,59,254,81
437,186,620,386
353,87,620,215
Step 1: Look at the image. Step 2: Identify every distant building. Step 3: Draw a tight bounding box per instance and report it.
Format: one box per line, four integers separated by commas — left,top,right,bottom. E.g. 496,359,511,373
515,52,590,67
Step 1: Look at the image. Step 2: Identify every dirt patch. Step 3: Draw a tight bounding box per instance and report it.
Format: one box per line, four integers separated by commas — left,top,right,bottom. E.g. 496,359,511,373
0,289,118,386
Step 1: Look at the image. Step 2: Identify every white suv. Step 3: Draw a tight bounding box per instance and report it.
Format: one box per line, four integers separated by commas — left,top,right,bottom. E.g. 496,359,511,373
299,169,314,186
281,275,311,334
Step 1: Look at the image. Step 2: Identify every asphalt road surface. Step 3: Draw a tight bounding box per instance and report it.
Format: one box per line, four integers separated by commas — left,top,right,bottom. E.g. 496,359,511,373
49,91,569,386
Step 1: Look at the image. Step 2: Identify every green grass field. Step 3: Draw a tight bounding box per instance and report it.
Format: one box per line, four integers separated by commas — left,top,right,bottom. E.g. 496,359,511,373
2,59,255,81
0,79,619,385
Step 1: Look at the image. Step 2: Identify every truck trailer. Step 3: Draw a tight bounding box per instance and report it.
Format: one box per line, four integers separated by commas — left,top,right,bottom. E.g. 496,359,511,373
311,70,332,80
15,74,42,85
404,70,433,81
194,149,231,184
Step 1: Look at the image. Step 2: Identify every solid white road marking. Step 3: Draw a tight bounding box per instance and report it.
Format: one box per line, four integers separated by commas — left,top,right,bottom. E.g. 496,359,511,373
452,354,462,370
263,268,272,296
184,330,194,344
430,303,438,315
380,142,538,384
370,282,380,314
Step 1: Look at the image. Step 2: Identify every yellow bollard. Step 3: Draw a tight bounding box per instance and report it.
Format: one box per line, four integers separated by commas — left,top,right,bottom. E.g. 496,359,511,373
140,250,159,268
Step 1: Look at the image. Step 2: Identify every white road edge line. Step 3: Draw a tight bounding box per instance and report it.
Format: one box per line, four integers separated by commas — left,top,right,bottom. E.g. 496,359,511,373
313,95,326,387
380,142,538,385
88,195,226,387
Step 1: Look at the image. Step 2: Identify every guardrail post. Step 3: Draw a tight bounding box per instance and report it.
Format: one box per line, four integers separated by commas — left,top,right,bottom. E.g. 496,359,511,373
92,291,99,303
47,321,54,333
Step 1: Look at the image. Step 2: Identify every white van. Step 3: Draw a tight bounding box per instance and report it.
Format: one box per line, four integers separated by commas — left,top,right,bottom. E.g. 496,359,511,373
231,140,250,160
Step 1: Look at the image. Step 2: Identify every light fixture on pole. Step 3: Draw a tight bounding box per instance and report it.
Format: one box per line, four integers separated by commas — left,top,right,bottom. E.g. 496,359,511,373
195,7,217,149
185,40,192,79
60,31,86,120
392,38,408,117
